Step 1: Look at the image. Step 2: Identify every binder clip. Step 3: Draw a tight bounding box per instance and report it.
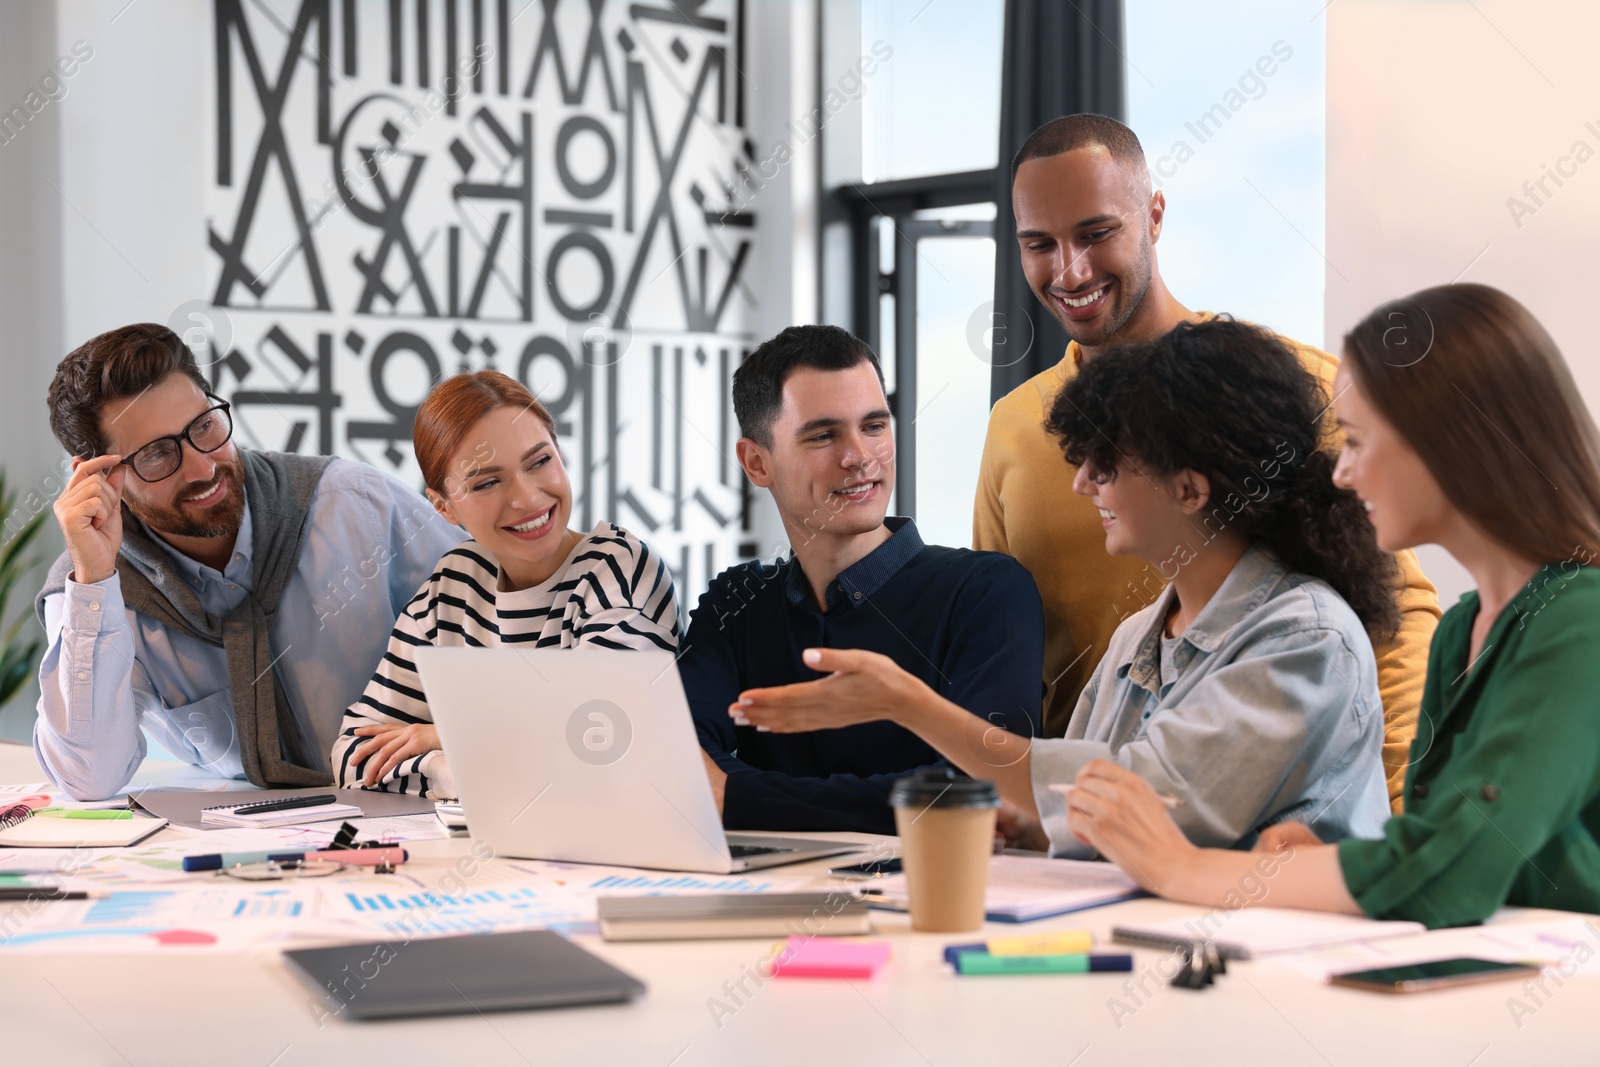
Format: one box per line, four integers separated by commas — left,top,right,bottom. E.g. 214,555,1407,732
1170,941,1223,991
327,821,402,874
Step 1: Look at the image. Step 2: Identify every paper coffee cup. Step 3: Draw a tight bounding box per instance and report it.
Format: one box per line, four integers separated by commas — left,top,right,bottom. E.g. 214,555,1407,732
889,769,999,933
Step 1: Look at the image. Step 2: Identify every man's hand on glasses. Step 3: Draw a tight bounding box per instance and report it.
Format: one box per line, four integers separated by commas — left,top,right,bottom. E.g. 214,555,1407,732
55,454,127,586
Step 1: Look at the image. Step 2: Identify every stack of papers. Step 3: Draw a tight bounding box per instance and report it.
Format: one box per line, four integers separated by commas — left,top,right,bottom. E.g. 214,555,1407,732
1268,914,1600,981
863,855,1142,922
0,845,814,955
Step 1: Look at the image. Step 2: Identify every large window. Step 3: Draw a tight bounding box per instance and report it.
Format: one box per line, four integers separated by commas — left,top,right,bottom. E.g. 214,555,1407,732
1124,0,1328,347
820,0,1005,549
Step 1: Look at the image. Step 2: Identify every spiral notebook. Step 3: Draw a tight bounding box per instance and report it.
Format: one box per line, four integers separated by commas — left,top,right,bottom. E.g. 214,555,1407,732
200,798,362,827
131,787,435,830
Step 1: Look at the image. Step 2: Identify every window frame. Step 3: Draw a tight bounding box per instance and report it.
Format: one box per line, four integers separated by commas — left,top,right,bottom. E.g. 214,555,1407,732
823,170,1000,515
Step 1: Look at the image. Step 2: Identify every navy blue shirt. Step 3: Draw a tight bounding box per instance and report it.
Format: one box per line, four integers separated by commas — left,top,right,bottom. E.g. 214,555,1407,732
678,518,1045,833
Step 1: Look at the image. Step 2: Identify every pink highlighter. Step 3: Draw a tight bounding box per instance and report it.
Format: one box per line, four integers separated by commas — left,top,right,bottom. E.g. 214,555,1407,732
769,937,891,979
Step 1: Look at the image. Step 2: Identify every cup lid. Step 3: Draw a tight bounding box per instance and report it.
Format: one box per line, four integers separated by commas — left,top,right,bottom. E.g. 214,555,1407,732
889,768,999,809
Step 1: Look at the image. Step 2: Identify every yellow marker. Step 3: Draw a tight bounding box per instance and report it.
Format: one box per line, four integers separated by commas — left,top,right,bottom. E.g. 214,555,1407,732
943,929,1093,965
986,930,1094,956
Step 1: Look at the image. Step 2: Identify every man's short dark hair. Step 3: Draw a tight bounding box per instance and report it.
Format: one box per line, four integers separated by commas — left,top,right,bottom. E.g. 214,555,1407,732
733,325,885,447
1012,113,1146,177
48,323,211,458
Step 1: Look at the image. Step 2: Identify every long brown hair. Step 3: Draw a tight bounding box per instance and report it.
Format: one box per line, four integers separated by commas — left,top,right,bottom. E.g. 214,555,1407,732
1343,283,1600,564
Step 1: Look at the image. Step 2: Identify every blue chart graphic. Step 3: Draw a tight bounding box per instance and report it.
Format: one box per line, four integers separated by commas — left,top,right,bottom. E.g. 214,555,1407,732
86,893,174,923
588,874,770,893
342,886,576,936
86,889,306,923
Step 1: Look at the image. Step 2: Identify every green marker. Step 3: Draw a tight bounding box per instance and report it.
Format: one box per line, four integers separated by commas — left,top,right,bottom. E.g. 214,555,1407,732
954,952,1135,975
34,808,133,820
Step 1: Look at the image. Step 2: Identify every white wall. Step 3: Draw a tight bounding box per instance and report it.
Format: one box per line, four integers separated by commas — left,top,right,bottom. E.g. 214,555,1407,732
1326,0,1600,607
0,5,70,740
0,0,808,739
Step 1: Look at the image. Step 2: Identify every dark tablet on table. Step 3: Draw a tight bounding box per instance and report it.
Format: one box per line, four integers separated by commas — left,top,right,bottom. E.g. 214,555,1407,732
286,929,646,1021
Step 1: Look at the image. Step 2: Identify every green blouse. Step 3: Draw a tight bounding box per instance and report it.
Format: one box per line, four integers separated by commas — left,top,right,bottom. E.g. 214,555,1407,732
1339,561,1600,928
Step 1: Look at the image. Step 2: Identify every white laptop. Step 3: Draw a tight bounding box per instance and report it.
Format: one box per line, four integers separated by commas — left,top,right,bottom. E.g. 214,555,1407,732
414,647,862,873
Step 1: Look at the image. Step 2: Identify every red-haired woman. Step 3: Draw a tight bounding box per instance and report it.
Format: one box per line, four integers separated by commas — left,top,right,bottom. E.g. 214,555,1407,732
333,371,679,797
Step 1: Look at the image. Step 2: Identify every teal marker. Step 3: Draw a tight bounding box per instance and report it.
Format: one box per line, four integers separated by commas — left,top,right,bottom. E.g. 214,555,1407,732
954,952,1134,975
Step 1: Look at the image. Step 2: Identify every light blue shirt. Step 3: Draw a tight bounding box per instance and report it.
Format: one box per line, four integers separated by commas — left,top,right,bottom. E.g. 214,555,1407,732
35,456,464,799
1031,544,1391,854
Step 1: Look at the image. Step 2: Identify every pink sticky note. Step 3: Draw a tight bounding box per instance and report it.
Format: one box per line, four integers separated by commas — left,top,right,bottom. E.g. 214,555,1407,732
770,937,891,979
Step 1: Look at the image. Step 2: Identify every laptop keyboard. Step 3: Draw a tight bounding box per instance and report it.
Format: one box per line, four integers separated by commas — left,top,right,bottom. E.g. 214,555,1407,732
728,844,790,858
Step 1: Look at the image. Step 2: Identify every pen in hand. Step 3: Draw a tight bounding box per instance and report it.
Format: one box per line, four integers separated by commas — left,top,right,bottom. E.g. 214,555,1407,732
1049,783,1185,808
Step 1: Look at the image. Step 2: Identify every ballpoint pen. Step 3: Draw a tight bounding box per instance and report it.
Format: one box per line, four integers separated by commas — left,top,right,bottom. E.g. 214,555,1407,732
230,793,339,815
0,887,105,901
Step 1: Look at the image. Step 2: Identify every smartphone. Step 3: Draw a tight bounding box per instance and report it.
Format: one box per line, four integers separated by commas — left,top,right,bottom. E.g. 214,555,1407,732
1329,957,1540,994
827,857,903,878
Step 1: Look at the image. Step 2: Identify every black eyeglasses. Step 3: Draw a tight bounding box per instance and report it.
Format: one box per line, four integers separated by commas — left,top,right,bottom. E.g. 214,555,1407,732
119,401,234,482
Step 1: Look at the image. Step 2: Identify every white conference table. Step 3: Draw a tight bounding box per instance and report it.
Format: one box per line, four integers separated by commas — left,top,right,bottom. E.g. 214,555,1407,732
2,743,1597,1067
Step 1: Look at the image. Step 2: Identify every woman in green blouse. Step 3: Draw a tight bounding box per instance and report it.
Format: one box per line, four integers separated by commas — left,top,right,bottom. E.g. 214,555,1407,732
1067,283,1600,928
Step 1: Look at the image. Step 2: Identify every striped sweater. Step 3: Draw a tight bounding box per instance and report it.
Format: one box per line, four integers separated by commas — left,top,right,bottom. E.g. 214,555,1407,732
333,522,679,797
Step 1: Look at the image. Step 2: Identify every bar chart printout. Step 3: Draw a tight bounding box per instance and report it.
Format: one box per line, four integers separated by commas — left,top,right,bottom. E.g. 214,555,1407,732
337,885,588,936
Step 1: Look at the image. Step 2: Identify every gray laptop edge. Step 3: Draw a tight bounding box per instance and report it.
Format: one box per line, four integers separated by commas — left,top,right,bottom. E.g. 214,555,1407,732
414,647,862,873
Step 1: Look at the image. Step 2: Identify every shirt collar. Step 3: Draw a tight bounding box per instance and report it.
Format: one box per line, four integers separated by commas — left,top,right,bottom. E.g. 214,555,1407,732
783,516,924,611
1178,543,1285,652
139,497,254,586
1117,543,1287,691
1061,310,1221,371
1470,561,1589,647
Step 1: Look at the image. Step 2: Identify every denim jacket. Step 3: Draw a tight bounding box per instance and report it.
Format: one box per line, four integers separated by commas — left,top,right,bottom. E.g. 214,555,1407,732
1033,544,1390,854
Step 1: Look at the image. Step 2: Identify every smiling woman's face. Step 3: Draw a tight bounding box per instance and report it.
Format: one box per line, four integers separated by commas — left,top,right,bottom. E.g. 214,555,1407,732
430,405,573,590
1331,364,1451,553
1071,456,1205,568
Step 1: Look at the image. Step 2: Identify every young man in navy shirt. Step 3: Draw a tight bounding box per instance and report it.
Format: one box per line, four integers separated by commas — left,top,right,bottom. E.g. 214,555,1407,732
679,325,1043,834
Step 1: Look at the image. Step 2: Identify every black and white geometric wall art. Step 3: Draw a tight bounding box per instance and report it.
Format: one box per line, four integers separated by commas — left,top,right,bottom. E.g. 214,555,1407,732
205,0,757,595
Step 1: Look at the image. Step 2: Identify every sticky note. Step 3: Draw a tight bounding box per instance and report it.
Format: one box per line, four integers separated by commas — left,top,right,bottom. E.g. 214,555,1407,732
770,937,891,979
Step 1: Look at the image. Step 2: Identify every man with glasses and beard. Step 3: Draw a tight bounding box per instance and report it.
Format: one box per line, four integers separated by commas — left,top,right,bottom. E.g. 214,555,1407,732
33,323,462,799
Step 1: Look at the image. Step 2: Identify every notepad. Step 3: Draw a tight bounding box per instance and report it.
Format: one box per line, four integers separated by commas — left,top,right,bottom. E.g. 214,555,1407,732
200,800,362,827
1112,907,1427,960
0,815,167,848
864,856,1142,923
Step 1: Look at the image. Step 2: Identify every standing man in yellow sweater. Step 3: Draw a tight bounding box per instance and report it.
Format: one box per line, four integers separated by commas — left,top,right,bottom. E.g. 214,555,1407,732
974,114,1439,809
